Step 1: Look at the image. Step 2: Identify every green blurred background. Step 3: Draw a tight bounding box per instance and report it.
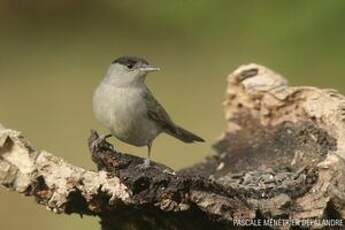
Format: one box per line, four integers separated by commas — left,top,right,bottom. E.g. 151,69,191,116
1,1,344,229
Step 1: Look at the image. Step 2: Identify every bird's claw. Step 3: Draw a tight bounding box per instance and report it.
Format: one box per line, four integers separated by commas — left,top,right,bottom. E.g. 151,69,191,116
91,134,113,152
135,159,151,170
134,159,176,175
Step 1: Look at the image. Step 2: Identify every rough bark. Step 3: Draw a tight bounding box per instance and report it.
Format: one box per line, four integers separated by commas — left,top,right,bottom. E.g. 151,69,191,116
1,64,345,229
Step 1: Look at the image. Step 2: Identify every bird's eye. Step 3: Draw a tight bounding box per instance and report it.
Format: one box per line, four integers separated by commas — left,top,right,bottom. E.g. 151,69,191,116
127,63,134,69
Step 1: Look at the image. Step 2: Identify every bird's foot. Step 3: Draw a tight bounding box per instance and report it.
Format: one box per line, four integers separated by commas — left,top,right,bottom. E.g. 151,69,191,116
135,159,151,170
135,159,176,174
91,134,113,152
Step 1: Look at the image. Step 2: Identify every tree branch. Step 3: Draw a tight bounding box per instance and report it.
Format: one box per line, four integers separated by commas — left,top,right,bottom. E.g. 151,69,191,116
1,64,345,229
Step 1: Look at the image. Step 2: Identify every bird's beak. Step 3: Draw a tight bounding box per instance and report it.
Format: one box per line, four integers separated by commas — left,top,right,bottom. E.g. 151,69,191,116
140,65,160,72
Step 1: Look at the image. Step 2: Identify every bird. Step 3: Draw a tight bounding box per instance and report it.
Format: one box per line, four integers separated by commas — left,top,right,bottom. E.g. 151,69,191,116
93,56,204,168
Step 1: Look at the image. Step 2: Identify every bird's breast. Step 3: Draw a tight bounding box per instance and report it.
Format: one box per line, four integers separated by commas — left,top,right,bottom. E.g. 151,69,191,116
93,84,160,146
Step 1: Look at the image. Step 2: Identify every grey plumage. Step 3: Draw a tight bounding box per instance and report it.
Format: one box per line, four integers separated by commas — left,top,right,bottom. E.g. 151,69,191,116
93,56,204,167
144,89,204,143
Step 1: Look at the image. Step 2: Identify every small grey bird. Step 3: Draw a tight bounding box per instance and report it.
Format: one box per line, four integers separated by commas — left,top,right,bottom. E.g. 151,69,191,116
93,56,204,168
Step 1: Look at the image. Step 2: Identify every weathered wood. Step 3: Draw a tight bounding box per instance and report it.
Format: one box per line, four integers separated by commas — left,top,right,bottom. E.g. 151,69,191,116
1,64,345,229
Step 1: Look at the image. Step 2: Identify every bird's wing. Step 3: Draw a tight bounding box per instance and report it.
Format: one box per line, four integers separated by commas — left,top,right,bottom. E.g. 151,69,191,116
144,89,177,134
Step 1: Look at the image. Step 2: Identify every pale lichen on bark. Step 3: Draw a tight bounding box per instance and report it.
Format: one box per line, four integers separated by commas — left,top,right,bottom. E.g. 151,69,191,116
0,127,130,214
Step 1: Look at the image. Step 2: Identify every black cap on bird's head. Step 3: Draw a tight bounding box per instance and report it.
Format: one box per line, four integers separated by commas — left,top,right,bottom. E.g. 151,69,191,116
112,56,148,67
112,56,159,72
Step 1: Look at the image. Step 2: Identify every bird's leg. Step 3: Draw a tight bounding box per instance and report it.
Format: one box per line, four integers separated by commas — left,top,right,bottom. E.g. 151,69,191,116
136,143,152,170
145,143,152,166
91,133,113,152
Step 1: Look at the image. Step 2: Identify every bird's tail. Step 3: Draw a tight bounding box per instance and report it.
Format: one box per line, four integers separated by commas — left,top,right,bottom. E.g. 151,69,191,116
166,125,205,143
